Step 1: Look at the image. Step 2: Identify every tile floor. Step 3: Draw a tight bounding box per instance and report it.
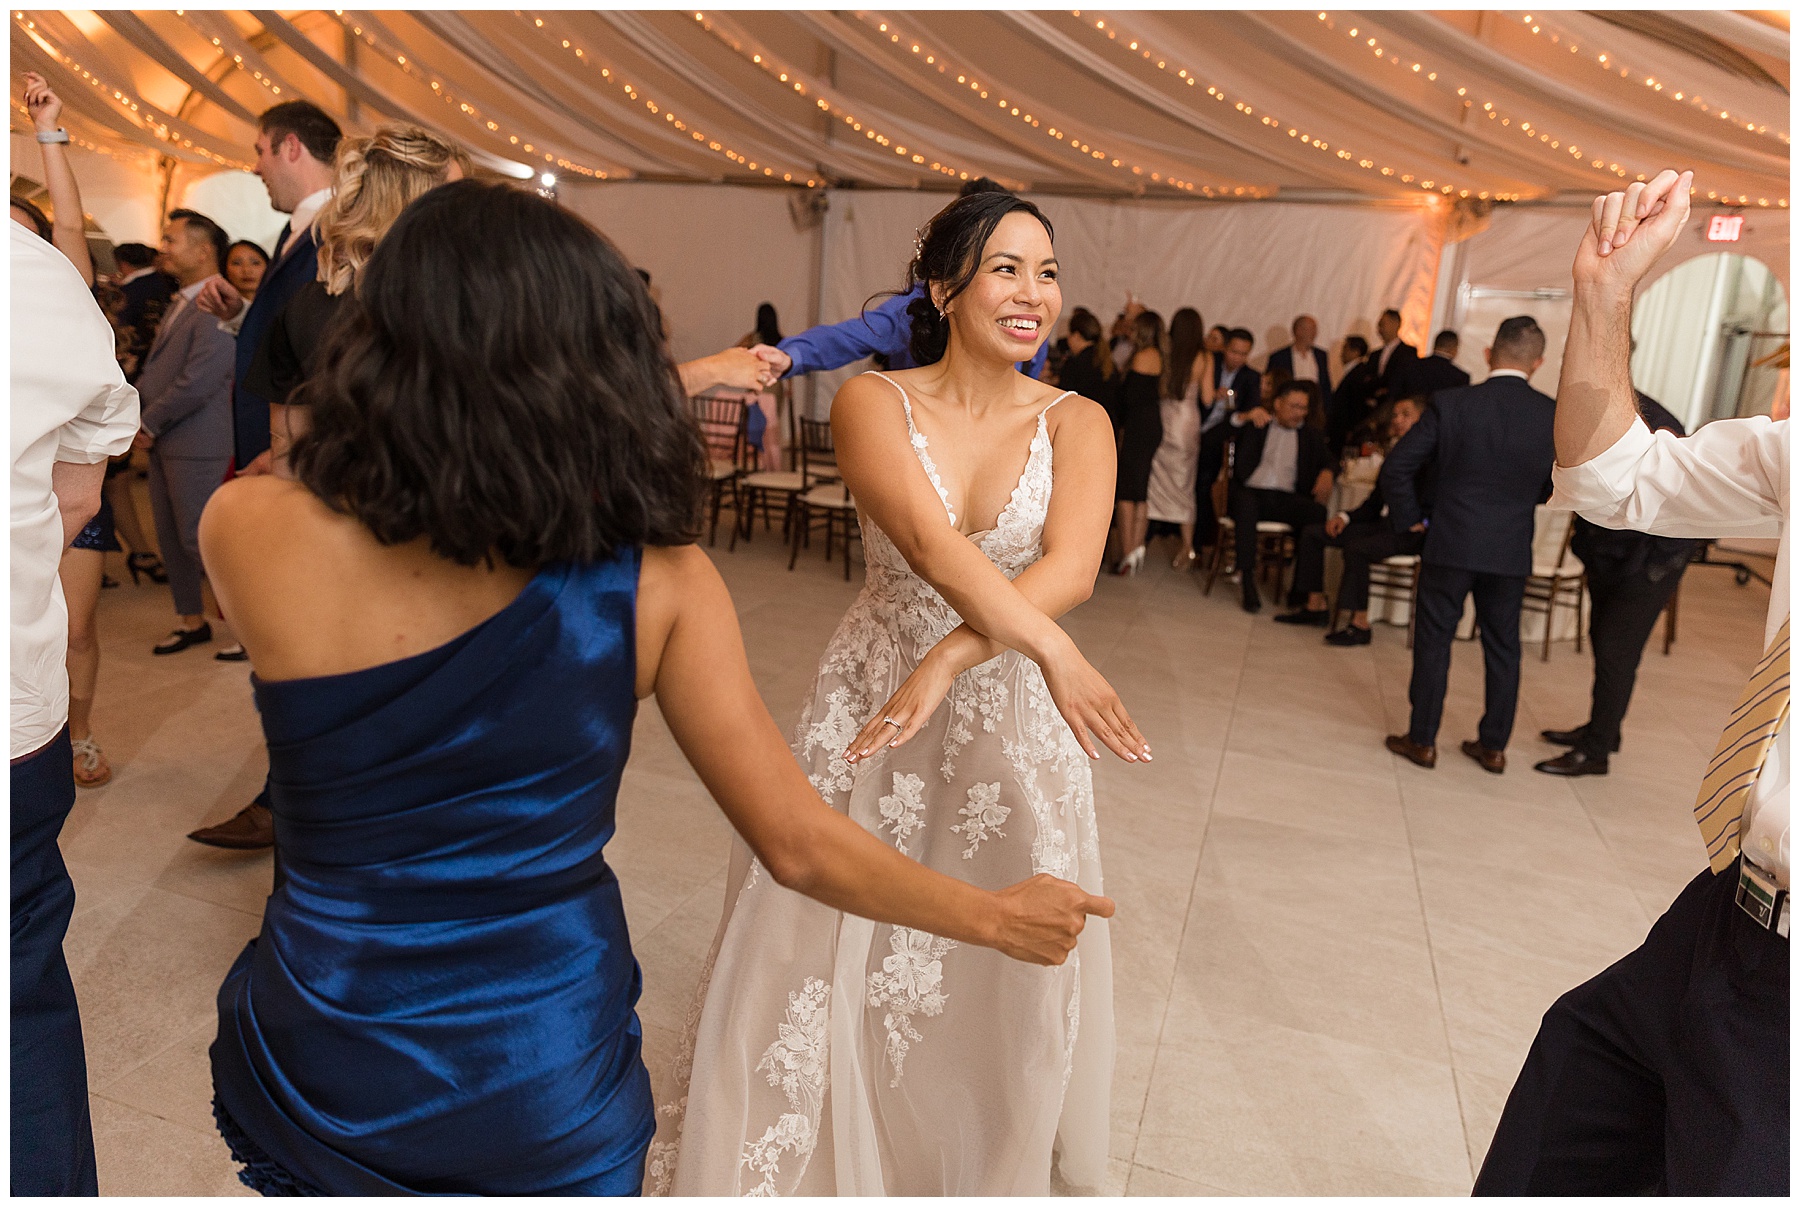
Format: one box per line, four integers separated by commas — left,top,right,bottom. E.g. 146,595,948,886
61,512,1772,1195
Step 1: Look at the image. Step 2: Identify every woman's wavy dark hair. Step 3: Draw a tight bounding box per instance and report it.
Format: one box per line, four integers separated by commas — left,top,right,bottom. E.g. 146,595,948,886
289,180,707,567
1166,307,1203,400
876,190,1054,367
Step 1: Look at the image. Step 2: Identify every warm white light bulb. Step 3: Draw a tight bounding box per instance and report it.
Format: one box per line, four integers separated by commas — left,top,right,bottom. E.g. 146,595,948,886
540,172,557,187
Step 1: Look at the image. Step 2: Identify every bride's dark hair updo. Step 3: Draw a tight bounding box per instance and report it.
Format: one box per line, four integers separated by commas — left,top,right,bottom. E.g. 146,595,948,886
882,190,1054,367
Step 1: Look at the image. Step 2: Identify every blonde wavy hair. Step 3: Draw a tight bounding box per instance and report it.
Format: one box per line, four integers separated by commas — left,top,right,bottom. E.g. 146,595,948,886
313,125,473,296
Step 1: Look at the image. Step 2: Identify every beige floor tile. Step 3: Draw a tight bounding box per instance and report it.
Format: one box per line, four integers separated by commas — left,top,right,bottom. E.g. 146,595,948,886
90,1092,251,1196
65,885,261,1089
1414,847,1651,970
1456,1066,1520,1175
1210,751,1409,848
100,1019,222,1136
1126,1161,1235,1194
1133,1012,1472,1193
1400,782,1615,879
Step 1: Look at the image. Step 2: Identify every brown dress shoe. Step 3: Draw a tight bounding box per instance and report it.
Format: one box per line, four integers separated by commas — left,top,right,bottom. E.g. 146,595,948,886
187,802,274,850
1385,734,1437,768
1461,740,1506,774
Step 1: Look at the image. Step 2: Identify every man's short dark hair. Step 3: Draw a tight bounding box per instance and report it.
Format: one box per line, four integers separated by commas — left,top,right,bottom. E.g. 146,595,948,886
1343,334,1370,357
114,241,157,270
1380,308,1402,325
1276,379,1317,405
1227,327,1254,348
258,100,342,165
958,176,1009,197
1433,329,1459,353
1493,315,1546,364
168,209,230,274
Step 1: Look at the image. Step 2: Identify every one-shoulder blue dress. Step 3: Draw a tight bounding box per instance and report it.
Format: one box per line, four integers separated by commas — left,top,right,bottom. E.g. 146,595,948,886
210,553,653,1195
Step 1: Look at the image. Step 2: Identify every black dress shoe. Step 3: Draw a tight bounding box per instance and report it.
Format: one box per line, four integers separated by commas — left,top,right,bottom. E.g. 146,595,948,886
1385,734,1436,768
153,621,212,655
1534,749,1610,777
1274,608,1330,626
1241,589,1262,614
1540,725,1619,753
1461,740,1506,774
1325,625,1373,646
187,802,274,850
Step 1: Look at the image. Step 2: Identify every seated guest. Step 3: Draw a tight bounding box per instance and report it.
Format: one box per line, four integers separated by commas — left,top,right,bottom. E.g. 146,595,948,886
1372,307,1419,403
1330,334,1377,458
1266,314,1333,395
1227,380,1334,612
1204,323,1228,356
1194,326,1262,548
1276,397,1428,641
136,209,236,656
1402,329,1471,399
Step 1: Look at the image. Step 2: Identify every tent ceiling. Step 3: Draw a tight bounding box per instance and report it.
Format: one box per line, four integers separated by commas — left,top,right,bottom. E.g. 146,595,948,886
10,9,1790,208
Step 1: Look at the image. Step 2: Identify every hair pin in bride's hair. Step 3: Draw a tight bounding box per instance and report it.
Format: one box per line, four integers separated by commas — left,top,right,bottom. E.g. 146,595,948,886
912,229,925,260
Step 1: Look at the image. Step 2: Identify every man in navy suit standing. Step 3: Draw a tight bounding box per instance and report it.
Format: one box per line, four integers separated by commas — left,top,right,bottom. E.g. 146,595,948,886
1380,316,1557,773
189,100,340,849
1265,314,1333,397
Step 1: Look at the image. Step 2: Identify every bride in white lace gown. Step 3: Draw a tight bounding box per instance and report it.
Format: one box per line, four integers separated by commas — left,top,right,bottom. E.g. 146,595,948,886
650,192,1148,1196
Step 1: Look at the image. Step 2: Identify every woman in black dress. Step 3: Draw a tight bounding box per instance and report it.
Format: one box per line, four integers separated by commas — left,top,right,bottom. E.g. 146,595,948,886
1053,310,1120,430
1110,310,1167,575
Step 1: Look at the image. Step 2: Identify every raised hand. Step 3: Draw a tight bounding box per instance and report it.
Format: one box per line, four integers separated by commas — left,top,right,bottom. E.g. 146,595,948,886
1575,169,1693,297
1041,643,1151,763
1245,406,1274,429
23,72,61,132
987,873,1114,965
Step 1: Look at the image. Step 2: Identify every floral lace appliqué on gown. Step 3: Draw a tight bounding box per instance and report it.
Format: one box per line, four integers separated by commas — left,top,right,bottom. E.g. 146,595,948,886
650,372,1114,1196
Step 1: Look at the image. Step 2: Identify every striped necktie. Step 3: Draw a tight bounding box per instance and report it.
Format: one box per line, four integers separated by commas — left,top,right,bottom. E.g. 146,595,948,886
1694,617,1790,874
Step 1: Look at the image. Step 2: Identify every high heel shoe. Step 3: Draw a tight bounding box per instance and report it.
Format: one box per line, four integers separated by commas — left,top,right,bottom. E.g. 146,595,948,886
1114,545,1146,576
127,552,168,585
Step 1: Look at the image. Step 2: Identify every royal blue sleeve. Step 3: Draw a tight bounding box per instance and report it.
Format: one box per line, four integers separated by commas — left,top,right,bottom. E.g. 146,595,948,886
776,288,917,378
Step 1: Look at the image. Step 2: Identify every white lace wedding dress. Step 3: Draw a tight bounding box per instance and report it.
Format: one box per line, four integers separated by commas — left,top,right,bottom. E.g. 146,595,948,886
647,372,1113,1196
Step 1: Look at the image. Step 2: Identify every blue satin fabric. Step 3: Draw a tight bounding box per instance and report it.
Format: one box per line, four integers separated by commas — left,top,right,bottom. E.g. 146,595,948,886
210,552,653,1195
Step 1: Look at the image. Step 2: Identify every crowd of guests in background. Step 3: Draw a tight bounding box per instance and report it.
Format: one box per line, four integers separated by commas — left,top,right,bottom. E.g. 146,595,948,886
1043,299,1471,616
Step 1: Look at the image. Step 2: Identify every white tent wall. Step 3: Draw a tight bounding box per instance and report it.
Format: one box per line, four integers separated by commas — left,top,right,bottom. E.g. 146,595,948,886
10,134,161,245
562,182,820,368
808,189,1444,415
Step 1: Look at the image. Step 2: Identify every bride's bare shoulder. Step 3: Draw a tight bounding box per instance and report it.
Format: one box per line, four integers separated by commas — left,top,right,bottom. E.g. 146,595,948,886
830,371,912,433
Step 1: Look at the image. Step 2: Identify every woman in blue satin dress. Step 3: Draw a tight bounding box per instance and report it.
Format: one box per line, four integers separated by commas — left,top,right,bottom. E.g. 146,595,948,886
196,180,1114,1196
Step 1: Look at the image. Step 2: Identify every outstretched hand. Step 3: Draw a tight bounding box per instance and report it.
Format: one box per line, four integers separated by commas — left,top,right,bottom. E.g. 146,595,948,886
1574,169,1692,297
988,873,1114,966
196,275,246,321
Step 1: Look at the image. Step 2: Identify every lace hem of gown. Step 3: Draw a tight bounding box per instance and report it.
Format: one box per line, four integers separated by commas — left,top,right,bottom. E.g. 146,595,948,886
213,1094,327,1197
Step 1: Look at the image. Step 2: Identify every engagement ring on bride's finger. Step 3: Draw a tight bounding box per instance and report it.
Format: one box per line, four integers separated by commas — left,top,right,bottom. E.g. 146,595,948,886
882,718,902,729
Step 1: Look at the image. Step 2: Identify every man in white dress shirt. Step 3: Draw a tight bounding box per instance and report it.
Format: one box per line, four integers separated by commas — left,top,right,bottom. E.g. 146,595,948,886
10,219,140,1194
1474,170,1787,1195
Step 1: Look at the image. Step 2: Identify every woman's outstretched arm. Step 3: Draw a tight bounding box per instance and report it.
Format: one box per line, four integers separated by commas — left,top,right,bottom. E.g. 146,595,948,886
831,373,1147,761
635,544,1112,965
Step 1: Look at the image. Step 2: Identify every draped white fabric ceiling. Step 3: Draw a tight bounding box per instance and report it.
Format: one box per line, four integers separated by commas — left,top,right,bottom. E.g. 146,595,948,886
10,9,1791,208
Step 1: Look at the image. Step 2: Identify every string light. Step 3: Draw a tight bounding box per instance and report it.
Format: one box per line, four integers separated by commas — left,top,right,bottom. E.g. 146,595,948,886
521,13,820,187
688,12,975,187
1314,11,1610,191
1078,12,1491,199
177,11,285,99
321,12,616,180
13,12,249,169
9,98,148,163
852,12,1237,195
1519,13,1788,146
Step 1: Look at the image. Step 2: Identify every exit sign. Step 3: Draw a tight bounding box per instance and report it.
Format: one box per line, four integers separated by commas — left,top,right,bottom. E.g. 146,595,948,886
1708,214,1745,242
